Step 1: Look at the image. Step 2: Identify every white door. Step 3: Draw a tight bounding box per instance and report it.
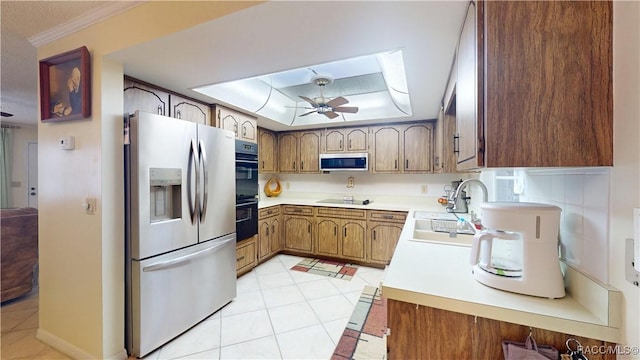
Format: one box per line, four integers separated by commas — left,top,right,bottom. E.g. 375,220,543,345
27,142,38,208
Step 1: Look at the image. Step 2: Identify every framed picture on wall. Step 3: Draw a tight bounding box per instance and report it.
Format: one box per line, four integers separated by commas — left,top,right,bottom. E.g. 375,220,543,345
39,46,91,122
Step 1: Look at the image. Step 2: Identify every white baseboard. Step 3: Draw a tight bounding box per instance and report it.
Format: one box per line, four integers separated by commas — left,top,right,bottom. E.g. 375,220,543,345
36,328,128,360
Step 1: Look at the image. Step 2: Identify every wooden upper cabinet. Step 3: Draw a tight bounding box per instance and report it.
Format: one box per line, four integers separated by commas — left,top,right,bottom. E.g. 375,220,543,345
277,130,321,174
371,122,434,173
402,123,433,172
322,127,368,153
278,132,298,173
484,1,612,167
123,78,169,117
371,125,401,173
323,129,345,153
298,131,320,173
214,105,258,143
453,0,613,169
170,94,211,125
455,1,482,170
258,127,278,173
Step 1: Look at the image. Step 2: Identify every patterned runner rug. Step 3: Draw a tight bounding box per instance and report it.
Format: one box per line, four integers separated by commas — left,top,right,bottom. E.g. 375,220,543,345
332,286,387,360
290,258,359,281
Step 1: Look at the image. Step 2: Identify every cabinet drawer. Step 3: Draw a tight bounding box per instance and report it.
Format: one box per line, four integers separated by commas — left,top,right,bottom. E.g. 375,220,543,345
259,206,281,218
315,206,366,220
236,237,257,273
282,205,313,216
368,210,407,223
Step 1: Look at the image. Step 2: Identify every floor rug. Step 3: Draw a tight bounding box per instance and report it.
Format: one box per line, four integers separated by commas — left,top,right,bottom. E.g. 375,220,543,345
290,258,359,281
332,286,387,360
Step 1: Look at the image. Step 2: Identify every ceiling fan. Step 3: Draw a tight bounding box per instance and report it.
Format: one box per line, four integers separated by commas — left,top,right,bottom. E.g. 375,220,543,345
298,76,359,119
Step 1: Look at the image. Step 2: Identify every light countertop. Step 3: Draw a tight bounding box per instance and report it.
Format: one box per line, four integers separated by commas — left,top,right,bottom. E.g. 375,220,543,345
258,192,451,213
381,210,621,343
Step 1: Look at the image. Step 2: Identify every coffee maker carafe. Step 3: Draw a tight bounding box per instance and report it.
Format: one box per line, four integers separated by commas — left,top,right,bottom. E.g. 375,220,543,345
470,202,565,299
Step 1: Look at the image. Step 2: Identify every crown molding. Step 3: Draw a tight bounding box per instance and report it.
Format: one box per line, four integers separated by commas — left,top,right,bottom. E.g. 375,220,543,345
28,1,145,47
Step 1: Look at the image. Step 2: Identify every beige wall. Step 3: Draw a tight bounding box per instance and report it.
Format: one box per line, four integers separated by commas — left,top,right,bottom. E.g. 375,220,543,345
8,124,37,208
35,2,261,359
612,0,640,353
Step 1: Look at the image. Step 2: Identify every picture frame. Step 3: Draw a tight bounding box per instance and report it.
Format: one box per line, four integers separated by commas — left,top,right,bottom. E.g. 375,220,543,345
39,46,90,122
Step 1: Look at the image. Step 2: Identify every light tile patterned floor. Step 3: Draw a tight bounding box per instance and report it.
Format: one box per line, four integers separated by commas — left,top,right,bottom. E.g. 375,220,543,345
1,254,386,360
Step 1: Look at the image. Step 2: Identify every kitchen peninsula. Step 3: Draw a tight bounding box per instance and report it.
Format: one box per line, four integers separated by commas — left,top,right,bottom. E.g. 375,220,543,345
382,210,621,360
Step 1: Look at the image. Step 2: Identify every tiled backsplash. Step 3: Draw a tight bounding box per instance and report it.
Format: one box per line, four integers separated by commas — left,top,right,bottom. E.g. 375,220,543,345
483,168,611,284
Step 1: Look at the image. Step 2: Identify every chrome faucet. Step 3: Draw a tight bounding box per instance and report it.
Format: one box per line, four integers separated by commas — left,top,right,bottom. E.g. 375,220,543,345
446,179,488,213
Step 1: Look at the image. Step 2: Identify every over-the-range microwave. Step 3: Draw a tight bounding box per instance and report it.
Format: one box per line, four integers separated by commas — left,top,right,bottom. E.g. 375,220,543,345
319,153,368,171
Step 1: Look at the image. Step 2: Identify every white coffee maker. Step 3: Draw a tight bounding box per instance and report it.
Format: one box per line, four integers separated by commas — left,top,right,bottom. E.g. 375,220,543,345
469,202,565,299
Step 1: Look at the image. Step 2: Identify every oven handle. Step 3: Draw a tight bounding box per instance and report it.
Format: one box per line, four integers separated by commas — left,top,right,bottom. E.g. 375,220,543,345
235,159,258,165
236,200,258,208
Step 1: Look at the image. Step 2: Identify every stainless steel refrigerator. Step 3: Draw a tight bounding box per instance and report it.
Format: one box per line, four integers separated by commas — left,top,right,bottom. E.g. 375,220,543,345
124,111,237,358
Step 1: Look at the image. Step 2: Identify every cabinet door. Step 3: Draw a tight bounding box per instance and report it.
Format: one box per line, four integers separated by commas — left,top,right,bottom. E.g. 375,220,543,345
484,1,612,167
258,219,271,261
240,118,257,142
323,129,345,153
371,126,401,173
367,222,403,264
217,108,239,137
236,237,257,276
402,123,433,172
283,216,313,253
269,217,281,254
316,217,340,257
456,1,483,170
170,95,210,125
345,128,368,152
341,220,366,261
124,79,169,116
258,128,277,173
278,133,298,173
298,131,320,173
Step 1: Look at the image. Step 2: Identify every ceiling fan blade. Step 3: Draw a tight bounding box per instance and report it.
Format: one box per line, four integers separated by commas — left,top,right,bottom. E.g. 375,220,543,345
326,96,349,108
333,106,359,114
324,111,339,119
299,96,318,107
299,110,317,117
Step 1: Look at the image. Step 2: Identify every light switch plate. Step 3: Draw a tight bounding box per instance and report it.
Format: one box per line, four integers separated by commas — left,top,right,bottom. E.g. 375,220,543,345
59,136,75,150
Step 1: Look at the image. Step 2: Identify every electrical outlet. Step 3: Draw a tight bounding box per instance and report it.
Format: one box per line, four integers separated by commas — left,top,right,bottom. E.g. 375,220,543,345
421,185,428,194
285,182,290,190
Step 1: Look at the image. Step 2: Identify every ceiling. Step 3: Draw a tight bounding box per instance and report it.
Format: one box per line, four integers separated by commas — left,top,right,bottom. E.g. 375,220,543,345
1,1,468,131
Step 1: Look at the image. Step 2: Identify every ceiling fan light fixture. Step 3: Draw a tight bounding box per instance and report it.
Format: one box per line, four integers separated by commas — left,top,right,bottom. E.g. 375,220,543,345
311,75,333,87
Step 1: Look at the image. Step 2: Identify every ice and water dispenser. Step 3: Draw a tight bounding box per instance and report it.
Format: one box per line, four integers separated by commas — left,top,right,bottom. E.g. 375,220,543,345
149,168,182,222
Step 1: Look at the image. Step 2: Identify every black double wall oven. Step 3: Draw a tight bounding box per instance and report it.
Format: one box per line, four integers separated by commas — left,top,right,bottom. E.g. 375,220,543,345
235,140,259,241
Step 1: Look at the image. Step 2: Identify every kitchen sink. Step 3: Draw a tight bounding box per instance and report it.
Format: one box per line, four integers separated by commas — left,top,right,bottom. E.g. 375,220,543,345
411,219,474,246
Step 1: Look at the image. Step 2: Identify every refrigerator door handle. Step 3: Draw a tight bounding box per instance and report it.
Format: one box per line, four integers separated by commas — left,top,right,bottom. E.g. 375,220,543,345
198,140,209,222
187,140,198,224
142,237,234,272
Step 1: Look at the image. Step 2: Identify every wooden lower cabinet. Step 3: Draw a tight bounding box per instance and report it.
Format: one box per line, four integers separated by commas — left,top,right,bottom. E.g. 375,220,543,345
315,216,366,262
366,211,407,265
236,236,257,277
387,300,618,360
258,206,281,262
282,206,314,254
